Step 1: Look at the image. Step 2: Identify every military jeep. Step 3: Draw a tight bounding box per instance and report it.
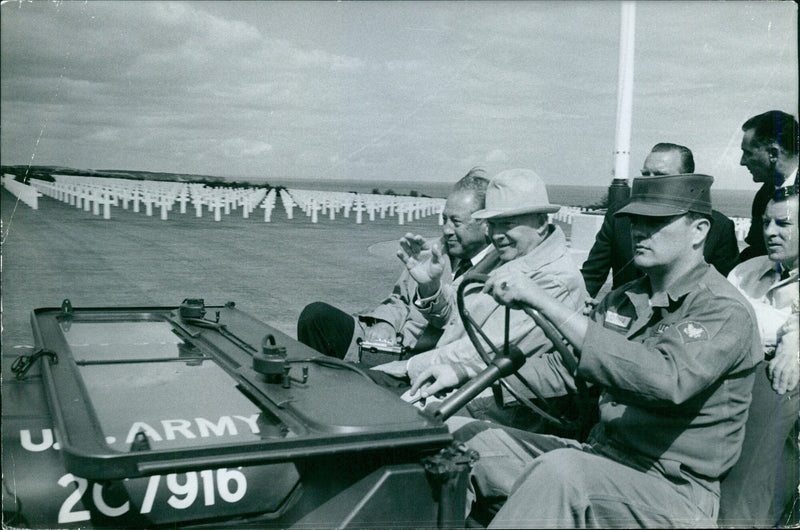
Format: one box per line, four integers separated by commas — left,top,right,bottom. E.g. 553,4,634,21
2,299,476,528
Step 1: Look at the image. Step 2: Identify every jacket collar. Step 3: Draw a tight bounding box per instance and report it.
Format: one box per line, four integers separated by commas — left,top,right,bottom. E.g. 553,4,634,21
754,257,799,288
512,224,568,271
625,261,711,310
470,244,495,266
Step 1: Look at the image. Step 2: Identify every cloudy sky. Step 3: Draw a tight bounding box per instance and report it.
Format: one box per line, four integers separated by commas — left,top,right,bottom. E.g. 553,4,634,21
1,1,796,189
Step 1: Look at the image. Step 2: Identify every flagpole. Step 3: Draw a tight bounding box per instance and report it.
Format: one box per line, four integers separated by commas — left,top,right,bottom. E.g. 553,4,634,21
609,0,636,207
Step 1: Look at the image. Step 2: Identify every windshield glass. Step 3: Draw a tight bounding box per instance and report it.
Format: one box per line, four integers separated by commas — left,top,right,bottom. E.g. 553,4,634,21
62,320,291,452
61,321,186,362
31,307,448,481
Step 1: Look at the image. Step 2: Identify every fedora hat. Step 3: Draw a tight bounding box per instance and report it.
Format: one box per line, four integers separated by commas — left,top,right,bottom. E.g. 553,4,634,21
471,169,560,219
615,173,714,218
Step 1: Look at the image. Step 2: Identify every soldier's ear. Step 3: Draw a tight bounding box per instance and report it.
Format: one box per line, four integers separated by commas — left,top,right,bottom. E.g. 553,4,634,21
691,216,711,247
767,144,780,161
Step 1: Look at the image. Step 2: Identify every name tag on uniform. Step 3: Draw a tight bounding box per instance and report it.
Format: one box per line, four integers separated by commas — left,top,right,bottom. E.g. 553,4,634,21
605,310,632,330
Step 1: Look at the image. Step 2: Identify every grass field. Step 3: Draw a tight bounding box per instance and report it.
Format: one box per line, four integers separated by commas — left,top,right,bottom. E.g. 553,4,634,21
1,188,443,350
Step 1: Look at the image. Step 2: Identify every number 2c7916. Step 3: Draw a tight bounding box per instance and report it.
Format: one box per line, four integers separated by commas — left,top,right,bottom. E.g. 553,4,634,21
57,468,248,524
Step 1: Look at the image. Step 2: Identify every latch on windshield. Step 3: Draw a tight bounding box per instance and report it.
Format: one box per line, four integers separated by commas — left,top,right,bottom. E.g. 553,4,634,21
11,349,59,380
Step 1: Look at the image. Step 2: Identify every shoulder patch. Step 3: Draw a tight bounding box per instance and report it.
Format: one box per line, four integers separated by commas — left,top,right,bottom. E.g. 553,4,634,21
678,321,708,342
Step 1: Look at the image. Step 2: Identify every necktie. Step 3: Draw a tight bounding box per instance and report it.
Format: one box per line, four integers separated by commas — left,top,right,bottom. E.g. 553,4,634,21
453,259,472,279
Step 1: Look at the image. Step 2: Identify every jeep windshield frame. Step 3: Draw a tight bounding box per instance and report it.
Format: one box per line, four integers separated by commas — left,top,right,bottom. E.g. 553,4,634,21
30,303,451,480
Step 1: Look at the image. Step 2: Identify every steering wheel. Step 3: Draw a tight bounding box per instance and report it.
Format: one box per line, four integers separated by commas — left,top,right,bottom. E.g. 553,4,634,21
435,273,587,432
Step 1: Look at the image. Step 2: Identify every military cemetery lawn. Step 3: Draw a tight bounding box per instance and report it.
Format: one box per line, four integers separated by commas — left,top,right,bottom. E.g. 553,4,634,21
1,188,442,349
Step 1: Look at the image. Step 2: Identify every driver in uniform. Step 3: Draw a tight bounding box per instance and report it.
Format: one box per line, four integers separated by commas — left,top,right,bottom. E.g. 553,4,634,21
413,174,761,527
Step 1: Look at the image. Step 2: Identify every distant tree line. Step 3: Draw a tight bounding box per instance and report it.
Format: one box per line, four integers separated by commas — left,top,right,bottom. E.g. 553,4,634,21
370,187,429,198
2,165,57,183
586,191,610,210
0,165,284,191
1,166,432,198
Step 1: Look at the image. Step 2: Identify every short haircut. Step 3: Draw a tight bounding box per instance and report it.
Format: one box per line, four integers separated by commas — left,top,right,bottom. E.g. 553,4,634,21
650,143,695,173
453,167,489,208
685,211,712,224
742,110,800,156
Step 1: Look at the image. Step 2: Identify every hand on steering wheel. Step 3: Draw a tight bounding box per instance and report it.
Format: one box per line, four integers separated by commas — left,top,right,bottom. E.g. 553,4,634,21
483,270,545,310
410,364,465,399
433,273,583,431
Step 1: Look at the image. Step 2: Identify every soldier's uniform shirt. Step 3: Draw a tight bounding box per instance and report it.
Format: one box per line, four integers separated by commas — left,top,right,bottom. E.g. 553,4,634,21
456,262,762,528
581,262,762,481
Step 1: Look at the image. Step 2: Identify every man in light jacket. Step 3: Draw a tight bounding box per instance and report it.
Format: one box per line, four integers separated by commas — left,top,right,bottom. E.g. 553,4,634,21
375,168,588,433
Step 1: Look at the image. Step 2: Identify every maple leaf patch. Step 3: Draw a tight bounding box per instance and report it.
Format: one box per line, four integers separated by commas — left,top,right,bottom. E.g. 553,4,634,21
678,321,708,342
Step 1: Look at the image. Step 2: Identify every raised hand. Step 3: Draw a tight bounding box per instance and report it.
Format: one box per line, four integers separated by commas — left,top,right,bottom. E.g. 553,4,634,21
397,233,445,287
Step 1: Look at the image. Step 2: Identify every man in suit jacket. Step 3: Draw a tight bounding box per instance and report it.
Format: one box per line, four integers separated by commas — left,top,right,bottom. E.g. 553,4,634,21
297,168,493,361
738,110,799,261
581,143,740,297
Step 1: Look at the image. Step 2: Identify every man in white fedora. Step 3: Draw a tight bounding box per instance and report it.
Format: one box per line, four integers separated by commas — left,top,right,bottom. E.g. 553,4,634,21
374,168,587,434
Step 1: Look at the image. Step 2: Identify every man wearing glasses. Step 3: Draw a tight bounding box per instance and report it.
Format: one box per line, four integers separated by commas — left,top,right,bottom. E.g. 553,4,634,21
581,143,739,298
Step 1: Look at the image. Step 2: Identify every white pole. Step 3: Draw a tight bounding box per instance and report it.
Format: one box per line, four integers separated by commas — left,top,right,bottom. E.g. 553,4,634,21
612,1,636,183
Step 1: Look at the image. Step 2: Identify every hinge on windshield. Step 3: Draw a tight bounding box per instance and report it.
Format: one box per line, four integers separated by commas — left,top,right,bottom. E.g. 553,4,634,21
60,298,74,319
11,349,59,380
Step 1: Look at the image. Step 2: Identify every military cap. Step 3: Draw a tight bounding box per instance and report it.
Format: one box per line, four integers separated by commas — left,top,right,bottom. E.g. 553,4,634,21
615,173,713,217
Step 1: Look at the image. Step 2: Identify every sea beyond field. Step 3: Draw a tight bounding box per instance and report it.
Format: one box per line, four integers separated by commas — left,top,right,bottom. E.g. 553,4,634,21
261,178,754,219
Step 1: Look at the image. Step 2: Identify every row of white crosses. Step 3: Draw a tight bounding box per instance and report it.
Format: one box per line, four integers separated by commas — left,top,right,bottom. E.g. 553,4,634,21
550,206,594,225
33,175,180,220
2,174,39,209
284,188,446,225
30,175,271,222
21,173,642,229
8,171,605,229
24,174,447,225
9,173,755,240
